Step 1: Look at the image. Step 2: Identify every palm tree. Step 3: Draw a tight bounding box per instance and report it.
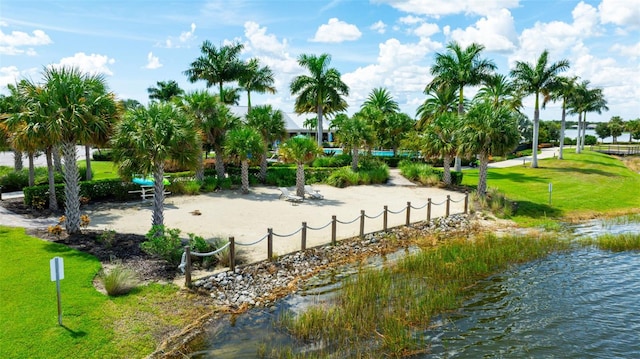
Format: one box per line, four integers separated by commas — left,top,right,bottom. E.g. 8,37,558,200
379,112,414,156
475,73,522,110
459,100,520,196
239,58,276,111
627,118,640,142
290,53,349,146
362,87,400,114
420,111,460,186
335,112,374,171
544,76,578,159
1,84,25,171
42,66,118,233
184,41,245,97
510,50,570,167
224,126,264,193
179,90,218,181
427,41,496,170
608,116,625,144
416,85,457,130
147,80,184,102
279,136,322,197
245,105,286,182
568,81,607,153
220,86,241,105
111,102,200,227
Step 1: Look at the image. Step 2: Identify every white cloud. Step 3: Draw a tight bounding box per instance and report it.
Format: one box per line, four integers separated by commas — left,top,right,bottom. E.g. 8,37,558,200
449,9,517,52
50,52,116,76
162,23,197,48
399,15,423,25
599,0,640,29
370,20,387,34
0,28,52,56
611,42,640,59
373,0,519,18
0,66,21,88
414,23,440,38
310,18,362,43
145,52,162,69
244,21,288,57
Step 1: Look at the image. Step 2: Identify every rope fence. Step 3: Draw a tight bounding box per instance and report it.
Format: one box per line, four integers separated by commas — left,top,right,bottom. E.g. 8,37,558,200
181,191,469,287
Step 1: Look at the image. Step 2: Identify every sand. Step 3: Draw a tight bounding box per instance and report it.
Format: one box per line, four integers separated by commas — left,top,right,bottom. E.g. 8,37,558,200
83,183,467,264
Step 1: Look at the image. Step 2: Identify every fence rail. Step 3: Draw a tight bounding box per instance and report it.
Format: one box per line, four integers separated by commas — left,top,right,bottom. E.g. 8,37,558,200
590,145,640,156
181,191,469,287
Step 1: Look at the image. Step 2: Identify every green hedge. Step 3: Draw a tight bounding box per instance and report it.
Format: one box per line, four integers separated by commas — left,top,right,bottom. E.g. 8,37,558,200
23,179,141,209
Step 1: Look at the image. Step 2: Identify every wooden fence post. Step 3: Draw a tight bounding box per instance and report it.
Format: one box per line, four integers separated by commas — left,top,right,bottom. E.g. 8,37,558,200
427,198,432,221
406,201,411,225
267,228,273,261
184,246,191,288
331,215,337,246
464,191,469,214
301,222,307,251
383,205,388,231
446,195,450,217
359,210,365,239
229,236,235,272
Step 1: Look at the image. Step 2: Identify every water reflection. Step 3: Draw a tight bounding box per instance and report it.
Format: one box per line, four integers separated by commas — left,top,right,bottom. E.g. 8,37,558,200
191,220,640,358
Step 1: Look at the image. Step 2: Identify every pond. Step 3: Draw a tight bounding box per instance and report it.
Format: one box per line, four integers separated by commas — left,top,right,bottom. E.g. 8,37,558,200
189,219,640,358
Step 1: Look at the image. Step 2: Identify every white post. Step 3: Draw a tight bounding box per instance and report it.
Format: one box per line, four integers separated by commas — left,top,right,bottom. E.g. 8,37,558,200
50,257,64,326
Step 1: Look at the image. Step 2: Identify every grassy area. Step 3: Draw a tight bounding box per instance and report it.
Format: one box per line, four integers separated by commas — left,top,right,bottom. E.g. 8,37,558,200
585,233,640,252
78,160,120,180
461,150,640,226
272,233,570,357
0,227,213,359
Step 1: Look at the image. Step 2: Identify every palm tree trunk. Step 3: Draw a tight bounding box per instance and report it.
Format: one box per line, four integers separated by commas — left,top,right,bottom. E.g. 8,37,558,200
316,105,324,147
152,162,165,227
559,101,566,160
195,149,204,182
259,149,268,183
214,144,225,179
477,152,489,197
53,146,63,172
46,148,59,212
295,163,305,198
247,90,252,112
454,88,464,172
241,160,249,194
14,150,23,171
28,152,35,187
85,145,92,181
351,148,359,172
442,154,452,186
531,95,540,168
576,113,583,154
581,113,588,149
61,141,81,234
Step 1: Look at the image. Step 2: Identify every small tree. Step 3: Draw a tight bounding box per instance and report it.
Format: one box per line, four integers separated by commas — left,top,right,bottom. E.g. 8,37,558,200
279,136,322,197
224,126,264,194
420,111,460,186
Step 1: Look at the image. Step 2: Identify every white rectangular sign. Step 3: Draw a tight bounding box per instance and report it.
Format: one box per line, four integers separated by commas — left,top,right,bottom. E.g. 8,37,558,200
50,257,64,281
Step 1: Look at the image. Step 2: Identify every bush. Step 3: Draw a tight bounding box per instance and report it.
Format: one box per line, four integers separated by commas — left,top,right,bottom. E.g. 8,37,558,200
141,225,184,265
325,164,389,188
584,134,597,145
200,176,218,193
398,160,463,186
311,154,352,168
92,149,114,161
100,262,138,296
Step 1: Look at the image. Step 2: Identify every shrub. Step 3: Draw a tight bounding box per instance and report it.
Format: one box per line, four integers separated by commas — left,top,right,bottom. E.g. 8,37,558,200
584,134,597,145
211,238,233,267
92,149,114,161
100,262,138,296
141,225,184,265
97,229,117,248
326,167,361,188
311,154,351,168
200,176,218,193
398,160,463,186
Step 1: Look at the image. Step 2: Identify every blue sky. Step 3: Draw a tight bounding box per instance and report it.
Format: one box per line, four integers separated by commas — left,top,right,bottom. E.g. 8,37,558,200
1,0,638,123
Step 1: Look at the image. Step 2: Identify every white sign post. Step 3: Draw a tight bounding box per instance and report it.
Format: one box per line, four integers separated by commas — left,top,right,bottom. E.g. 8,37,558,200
50,257,64,326
548,183,553,205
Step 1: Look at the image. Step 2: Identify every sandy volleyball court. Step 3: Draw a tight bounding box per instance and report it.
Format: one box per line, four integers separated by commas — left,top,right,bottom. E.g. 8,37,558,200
83,183,466,263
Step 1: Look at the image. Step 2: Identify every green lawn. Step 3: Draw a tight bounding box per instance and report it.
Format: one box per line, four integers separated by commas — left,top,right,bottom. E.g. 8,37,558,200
462,150,640,224
0,227,212,359
79,160,120,180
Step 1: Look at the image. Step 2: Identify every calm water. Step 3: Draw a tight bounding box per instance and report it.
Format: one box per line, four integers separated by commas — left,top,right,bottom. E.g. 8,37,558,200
190,220,640,358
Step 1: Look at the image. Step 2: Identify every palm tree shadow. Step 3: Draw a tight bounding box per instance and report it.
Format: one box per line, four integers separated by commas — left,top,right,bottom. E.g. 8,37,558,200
61,325,87,338
514,200,563,218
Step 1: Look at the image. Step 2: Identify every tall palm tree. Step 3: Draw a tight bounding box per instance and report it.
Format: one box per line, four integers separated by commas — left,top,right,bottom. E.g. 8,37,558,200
42,66,118,233
224,126,264,194
416,84,457,130
362,87,400,115
245,104,286,182
290,53,349,146
420,111,460,186
510,50,570,167
239,58,276,111
219,86,241,105
279,136,322,197
184,41,245,97
459,100,520,196
147,80,184,102
427,41,496,170
1,84,25,171
580,87,608,149
111,102,200,227
475,73,522,111
568,81,608,153
203,97,241,179
627,118,640,142
335,112,375,171
543,76,578,159
179,90,218,181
